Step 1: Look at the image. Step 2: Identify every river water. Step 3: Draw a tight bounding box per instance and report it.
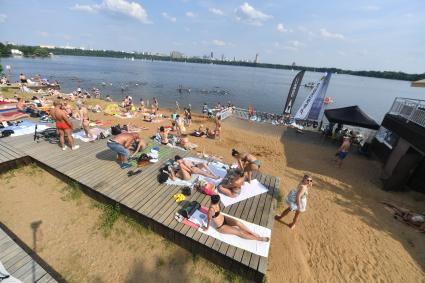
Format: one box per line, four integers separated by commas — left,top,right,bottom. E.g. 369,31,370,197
1,56,423,122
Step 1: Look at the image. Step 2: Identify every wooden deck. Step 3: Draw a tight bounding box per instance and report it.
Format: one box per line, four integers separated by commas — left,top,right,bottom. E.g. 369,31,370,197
0,140,29,172
0,224,59,282
1,135,279,281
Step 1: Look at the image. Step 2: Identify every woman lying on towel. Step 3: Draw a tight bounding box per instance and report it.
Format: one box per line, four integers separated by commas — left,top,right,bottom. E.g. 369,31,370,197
218,169,245,198
174,155,219,180
231,149,261,183
203,195,269,242
177,134,197,150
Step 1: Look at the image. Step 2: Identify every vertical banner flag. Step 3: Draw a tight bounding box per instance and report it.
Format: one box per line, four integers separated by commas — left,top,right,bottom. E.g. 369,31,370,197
283,70,305,115
294,72,332,121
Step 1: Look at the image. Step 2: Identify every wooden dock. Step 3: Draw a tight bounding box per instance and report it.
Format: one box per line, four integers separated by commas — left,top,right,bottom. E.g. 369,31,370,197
0,223,60,282
1,135,279,282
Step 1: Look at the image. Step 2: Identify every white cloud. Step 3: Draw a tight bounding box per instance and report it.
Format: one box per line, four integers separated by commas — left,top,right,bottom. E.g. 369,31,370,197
276,23,288,33
363,5,380,11
72,0,150,23
186,11,196,18
320,28,345,40
0,14,7,23
274,40,304,51
71,4,98,13
235,2,272,26
209,8,224,16
212,39,226,46
162,12,176,22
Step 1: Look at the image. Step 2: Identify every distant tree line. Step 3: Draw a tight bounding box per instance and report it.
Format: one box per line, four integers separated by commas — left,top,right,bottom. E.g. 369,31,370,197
1,43,424,81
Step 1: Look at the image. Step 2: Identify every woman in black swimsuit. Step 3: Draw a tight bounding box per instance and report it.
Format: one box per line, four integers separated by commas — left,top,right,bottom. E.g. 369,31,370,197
202,195,269,242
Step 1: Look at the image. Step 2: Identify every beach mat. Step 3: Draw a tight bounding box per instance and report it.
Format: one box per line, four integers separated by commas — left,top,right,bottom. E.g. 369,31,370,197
72,128,103,142
219,179,268,207
188,209,271,257
1,121,48,136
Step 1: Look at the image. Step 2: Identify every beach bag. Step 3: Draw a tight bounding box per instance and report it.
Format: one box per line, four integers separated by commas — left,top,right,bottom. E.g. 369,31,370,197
100,129,111,139
177,201,200,219
1,130,14,138
111,125,121,135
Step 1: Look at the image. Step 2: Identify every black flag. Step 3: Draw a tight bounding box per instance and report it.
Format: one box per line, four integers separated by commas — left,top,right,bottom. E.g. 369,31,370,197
283,70,305,115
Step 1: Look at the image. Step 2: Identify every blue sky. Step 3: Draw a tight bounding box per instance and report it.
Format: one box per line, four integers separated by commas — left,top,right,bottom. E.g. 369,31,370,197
0,0,424,73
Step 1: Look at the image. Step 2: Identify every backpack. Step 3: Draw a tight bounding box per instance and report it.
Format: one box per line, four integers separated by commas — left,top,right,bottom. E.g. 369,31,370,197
177,201,200,219
111,125,121,135
1,130,14,138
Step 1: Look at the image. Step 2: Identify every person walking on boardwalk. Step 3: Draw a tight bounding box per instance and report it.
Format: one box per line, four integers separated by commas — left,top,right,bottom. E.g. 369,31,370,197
107,132,145,169
50,101,79,150
275,174,312,229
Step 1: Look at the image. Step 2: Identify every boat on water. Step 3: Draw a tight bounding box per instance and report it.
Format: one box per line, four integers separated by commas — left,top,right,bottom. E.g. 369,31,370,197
303,82,316,88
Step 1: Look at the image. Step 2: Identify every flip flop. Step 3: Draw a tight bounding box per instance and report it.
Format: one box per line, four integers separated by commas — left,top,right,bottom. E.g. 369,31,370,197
127,169,142,176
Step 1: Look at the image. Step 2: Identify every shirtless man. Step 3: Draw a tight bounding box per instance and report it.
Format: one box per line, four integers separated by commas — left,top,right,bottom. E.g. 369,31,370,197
50,101,79,150
107,132,145,169
77,102,92,138
335,136,351,168
17,98,26,112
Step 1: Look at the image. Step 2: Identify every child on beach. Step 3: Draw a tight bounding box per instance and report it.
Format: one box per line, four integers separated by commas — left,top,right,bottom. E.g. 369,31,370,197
275,174,313,229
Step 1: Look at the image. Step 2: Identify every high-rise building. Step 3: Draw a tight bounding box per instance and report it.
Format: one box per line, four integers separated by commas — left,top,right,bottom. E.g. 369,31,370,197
254,53,259,63
210,51,214,59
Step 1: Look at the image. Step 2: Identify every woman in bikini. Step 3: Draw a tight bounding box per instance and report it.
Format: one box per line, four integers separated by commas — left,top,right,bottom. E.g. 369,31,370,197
202,195,269,242
159,126,170,145
174,155,219,179
231,149,261,183
218,169,245,198
275,174,312,229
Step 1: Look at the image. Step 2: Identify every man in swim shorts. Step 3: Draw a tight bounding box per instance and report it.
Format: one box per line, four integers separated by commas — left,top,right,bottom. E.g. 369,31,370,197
335,136,351,168
50,101,79,150
107,132,145,169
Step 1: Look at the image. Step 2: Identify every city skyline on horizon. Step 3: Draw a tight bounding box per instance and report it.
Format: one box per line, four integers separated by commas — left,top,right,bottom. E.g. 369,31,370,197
0,0,424,73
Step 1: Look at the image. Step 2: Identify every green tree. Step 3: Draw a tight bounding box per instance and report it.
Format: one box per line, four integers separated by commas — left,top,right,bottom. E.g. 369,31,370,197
33,47,50,57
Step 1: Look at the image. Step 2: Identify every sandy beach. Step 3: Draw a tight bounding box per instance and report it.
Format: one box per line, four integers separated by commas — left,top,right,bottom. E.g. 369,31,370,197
1,90,425,282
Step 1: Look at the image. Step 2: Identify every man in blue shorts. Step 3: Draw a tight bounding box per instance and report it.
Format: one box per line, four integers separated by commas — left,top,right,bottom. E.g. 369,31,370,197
335,136,351,168
107,132,145,169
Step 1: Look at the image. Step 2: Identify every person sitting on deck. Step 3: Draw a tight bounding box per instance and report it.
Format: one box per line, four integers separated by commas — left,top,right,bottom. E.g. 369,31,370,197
218,169,245,198
174,155,219,179
159,126,171,145
50,101,79,150
275,174,312,229
202,195,269,242
107,132,145,169
231,149,261,183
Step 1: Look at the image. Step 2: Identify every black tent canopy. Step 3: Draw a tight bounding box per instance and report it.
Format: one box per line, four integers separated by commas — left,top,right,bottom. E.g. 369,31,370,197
324,106,380,130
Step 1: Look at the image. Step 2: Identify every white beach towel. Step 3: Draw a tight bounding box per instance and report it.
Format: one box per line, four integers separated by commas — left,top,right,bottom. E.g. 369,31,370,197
165,158,228,186
72,128,103,142
2,122,48,137
189,210,271,257
219,179,269,207
0,261,22,283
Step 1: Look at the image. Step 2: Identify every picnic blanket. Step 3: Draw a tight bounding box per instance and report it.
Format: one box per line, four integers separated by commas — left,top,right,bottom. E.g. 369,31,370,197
0,103,28,122
218,179,269,207
0,121,48,136
188,209,271,257
128,143,167,167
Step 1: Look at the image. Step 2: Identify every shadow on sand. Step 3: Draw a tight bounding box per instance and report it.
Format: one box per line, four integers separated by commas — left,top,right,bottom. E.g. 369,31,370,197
280,128,425,273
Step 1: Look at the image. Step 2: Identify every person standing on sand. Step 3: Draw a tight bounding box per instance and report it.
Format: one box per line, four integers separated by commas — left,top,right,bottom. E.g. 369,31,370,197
139,98,145,113
275,174,312,229
76,102,92,138
50,101,79,150
107,132,145,169
335,136,351,167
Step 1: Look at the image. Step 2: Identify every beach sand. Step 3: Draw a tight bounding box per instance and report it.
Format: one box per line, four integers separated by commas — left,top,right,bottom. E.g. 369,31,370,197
1,91,425,282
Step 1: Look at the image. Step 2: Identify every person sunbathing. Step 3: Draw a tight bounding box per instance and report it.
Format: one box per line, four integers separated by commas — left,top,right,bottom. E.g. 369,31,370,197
218,169,245,198
177,134,195,150
231,149,261,182
191,125,206,137
202,195,269,242
174,155,219,179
